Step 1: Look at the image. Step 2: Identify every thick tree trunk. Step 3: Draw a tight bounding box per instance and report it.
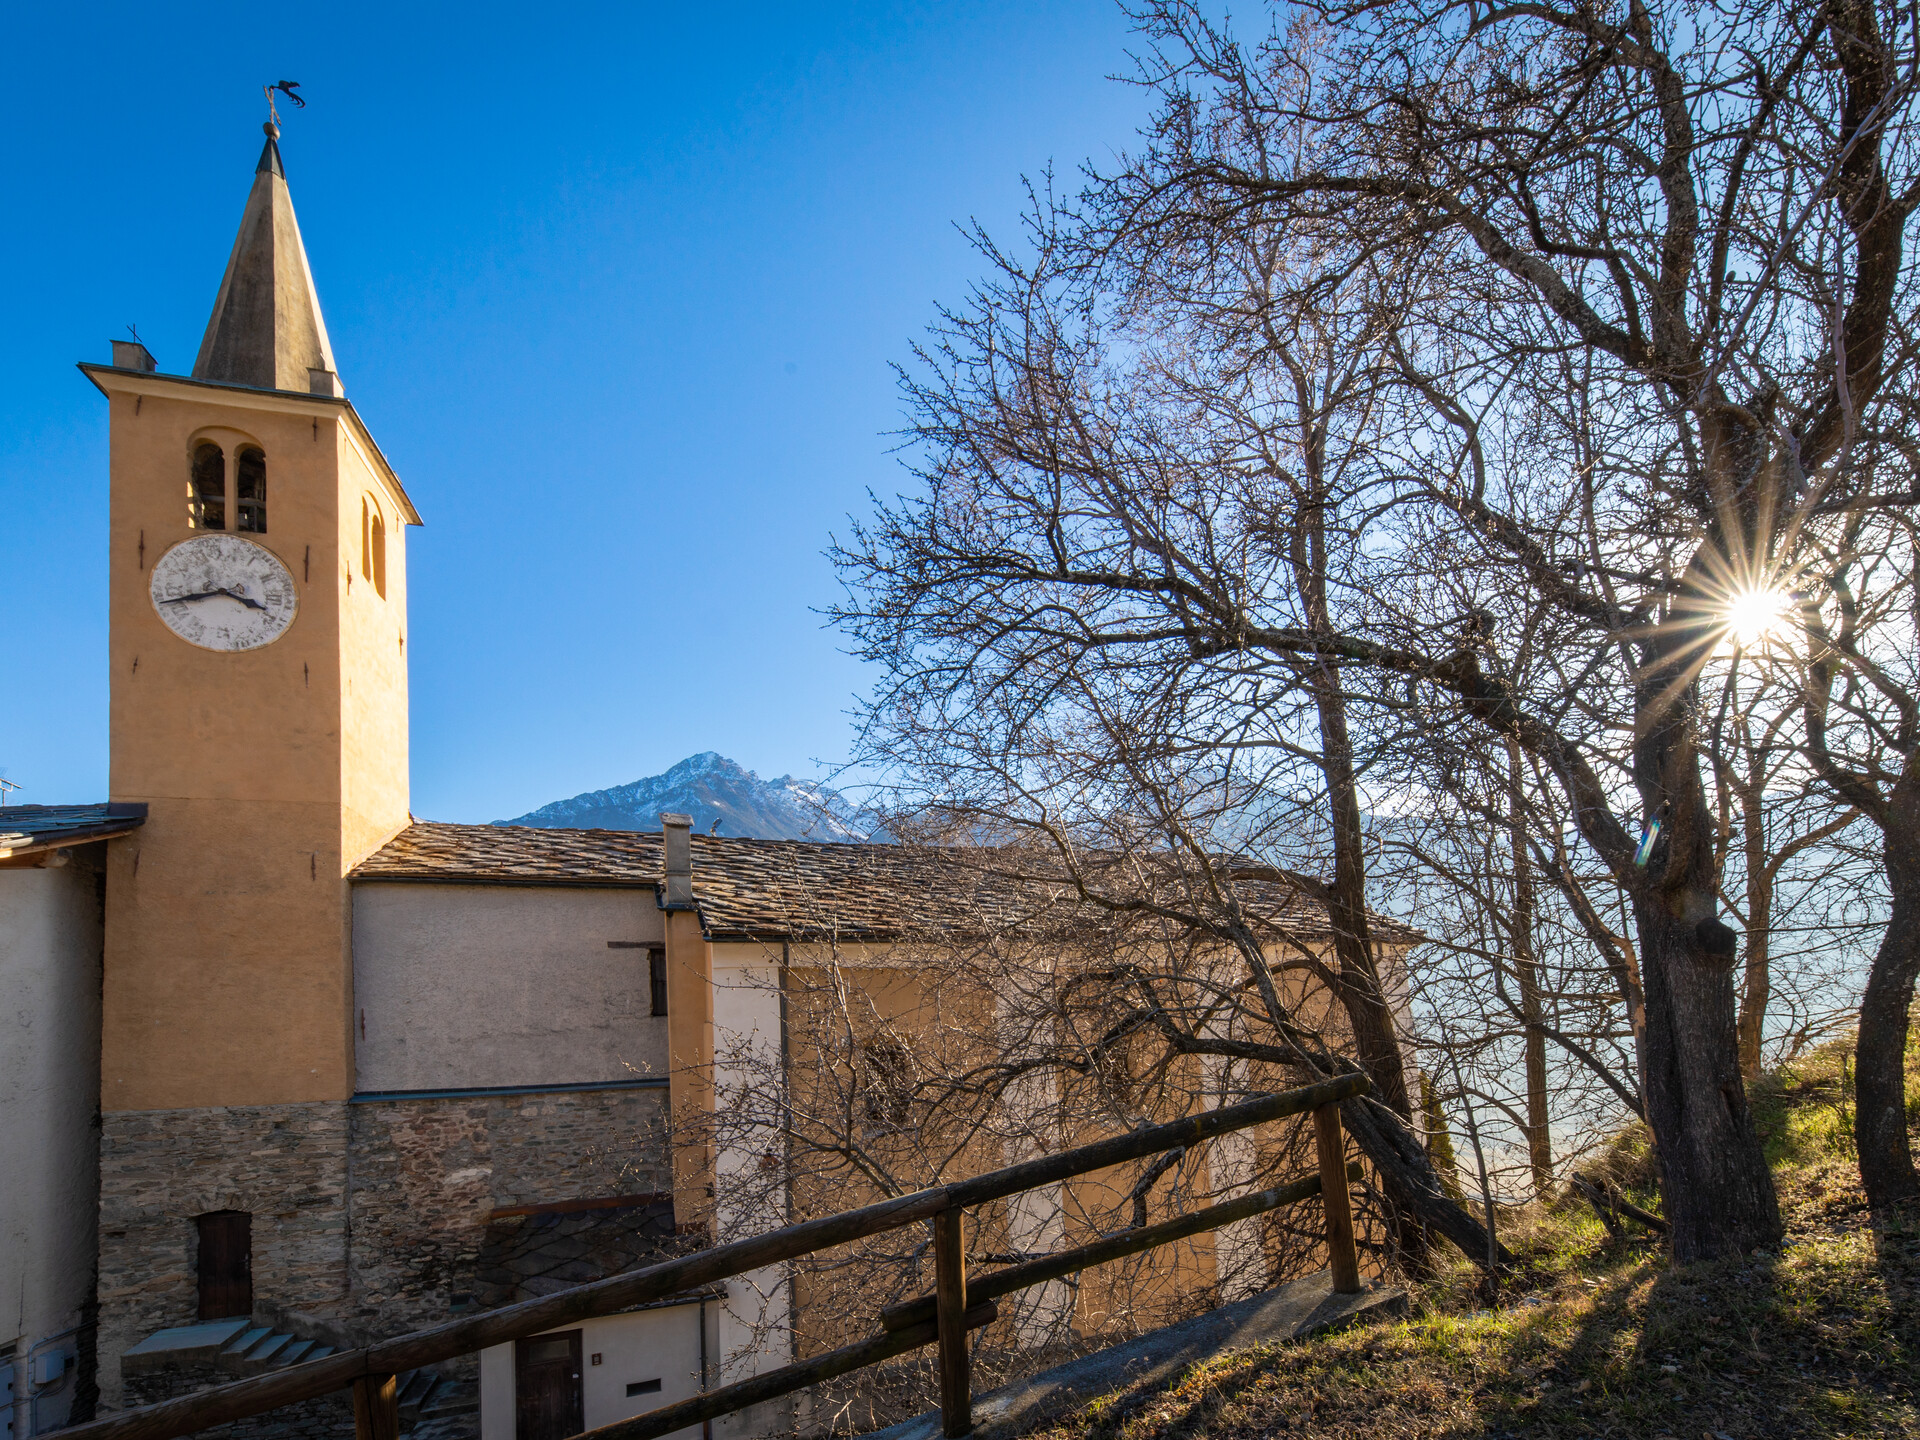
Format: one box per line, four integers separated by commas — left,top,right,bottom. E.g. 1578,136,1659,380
1856,765,1920,1212
1622,437,1782,1262
1633,902,1782,1260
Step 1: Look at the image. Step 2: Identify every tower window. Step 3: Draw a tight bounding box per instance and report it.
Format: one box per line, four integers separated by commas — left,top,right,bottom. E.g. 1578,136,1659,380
362,497,387,599
195,1210,253,1320
190,442,226,530
235,447,267,533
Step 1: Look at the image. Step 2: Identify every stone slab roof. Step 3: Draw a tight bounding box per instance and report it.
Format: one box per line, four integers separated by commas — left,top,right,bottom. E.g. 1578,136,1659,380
0,802,147,859
354,821,1422,947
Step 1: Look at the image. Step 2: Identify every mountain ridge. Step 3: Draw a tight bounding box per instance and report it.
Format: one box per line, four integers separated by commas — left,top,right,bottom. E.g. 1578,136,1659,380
494,752,869,842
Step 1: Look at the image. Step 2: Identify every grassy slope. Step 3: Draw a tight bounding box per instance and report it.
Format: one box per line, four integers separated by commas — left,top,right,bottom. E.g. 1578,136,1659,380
1030,1039,1920,1439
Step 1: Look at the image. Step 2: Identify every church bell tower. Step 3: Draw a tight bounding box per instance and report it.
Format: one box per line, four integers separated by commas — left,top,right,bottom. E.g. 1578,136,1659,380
80,121,419,1405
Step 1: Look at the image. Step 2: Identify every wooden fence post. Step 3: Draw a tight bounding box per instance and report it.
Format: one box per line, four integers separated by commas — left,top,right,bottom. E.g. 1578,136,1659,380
1312,1103,1362,1294
933,1205,972,1437
350,1374,399,1440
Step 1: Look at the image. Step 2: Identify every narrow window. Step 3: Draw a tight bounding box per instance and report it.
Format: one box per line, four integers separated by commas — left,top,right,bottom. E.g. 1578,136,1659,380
648,948,668,1017
235,447,267,533
362,497,388,599
189,442,226,530
195,1210,252,1320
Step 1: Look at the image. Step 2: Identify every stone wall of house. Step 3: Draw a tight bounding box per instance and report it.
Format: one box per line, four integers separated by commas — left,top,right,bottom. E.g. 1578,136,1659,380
95,1086,673,1421
343,1086,672,1334
97,1103,351,1411
124,1361,354,1440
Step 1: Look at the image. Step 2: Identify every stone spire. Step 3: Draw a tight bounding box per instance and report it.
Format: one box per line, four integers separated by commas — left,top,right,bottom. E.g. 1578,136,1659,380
192,123,340,393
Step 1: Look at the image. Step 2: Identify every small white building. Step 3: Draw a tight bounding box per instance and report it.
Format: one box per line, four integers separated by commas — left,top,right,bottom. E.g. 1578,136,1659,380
0,805,146,1440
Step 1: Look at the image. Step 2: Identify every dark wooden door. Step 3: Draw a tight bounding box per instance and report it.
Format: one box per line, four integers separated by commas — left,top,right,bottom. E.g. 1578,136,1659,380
515,1331,584,1440
196,1211,252,1320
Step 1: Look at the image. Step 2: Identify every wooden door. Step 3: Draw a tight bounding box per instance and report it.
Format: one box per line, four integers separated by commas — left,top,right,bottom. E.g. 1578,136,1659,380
196,1211,252,1320
515,1331,584,1440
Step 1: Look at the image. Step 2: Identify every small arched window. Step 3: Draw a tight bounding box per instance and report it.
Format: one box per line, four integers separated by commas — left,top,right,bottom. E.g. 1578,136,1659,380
235,447,267,533
189,442,225,530
361,496,387,599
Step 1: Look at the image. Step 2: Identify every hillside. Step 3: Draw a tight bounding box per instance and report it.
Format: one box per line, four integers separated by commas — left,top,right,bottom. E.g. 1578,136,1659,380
495,752,870,841
1027,1039,1918,1440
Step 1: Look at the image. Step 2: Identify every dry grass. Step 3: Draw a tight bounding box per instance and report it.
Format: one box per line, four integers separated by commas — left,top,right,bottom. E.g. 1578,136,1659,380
1025,1037,1920,1439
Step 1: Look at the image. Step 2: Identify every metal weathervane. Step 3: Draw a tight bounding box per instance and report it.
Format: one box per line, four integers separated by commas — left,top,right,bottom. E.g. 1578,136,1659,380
264,79,305,127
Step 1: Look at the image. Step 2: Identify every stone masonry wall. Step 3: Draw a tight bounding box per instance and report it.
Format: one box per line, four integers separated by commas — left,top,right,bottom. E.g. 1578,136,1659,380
126,1361,354,1440
344,1086,672,1335
97,1103,351,1412
96,1087,672,1426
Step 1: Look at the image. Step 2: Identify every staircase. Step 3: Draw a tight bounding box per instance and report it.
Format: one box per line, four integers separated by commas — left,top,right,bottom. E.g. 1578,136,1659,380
122,1319,448,1429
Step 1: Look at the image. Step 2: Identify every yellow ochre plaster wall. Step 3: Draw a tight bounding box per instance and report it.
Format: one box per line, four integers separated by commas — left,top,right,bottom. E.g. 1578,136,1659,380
92,370,415,1110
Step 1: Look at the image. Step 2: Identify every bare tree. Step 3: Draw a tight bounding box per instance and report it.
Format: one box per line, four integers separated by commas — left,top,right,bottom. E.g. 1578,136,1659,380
1793,498,1920,1209
1085,0,1920,1256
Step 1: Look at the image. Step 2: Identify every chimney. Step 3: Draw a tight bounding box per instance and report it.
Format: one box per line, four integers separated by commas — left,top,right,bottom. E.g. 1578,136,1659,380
662,813,694,909
111,339,156,373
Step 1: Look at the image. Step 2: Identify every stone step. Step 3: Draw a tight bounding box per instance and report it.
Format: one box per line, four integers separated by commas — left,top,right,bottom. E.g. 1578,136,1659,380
419,1378,478,1418
216,1327,273,1374
245,1332,297,1367
395,1369,440,1426
123,1319,254,1376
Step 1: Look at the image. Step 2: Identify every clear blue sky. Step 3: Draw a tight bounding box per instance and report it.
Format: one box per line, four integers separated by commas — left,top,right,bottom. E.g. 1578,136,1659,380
1,1,1150,822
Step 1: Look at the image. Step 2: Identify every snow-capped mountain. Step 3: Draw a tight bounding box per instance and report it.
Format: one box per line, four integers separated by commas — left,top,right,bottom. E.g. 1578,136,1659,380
494,753,871,842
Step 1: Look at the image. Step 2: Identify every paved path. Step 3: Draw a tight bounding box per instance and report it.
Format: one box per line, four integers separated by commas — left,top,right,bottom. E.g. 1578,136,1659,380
865,1269,1407,1440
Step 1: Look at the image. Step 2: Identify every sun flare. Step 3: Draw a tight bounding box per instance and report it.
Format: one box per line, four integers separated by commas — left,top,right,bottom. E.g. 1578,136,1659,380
1725,586,1790,649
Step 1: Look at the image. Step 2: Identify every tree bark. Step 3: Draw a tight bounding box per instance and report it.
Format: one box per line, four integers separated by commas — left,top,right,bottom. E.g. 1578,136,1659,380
1628,535,1781,1261
1632,902,1782,1259
1856,759,1920,1212
1735,732,1773,1081
1508,742,1554,1191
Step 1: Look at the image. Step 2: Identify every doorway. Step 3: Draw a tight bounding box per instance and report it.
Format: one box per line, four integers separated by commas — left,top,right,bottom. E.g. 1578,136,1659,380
195,1210,252,1320
514,1330,584,1440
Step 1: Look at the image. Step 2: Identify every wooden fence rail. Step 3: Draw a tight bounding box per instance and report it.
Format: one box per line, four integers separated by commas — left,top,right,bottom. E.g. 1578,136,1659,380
62,1072,1371,1440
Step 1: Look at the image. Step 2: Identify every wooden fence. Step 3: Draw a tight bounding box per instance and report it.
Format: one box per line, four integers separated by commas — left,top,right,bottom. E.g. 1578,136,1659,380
62,1073,1371,1440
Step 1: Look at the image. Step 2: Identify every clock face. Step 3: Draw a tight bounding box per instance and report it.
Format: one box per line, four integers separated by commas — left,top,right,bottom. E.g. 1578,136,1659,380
150,535,299,651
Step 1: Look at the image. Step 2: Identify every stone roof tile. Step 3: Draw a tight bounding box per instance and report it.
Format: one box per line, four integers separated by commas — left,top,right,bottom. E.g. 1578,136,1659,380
353,821,1421,945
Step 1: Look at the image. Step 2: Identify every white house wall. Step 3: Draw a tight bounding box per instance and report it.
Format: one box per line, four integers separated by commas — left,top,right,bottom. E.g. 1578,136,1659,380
708,942,792,1440
0,857,104,1436
479,1301,711,1440
351,882,667,1091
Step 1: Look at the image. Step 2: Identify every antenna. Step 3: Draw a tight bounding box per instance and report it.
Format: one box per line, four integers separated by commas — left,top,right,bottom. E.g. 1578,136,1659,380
0,777,20,808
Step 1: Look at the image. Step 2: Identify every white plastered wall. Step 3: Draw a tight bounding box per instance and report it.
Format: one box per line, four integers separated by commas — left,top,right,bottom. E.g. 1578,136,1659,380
708,941,791,1440
351,882,666,1090
0,856,104,1436
479,1300,711,1440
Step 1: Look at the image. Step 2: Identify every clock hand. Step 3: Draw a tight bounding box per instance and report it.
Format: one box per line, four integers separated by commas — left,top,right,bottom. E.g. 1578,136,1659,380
160,586,271,612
